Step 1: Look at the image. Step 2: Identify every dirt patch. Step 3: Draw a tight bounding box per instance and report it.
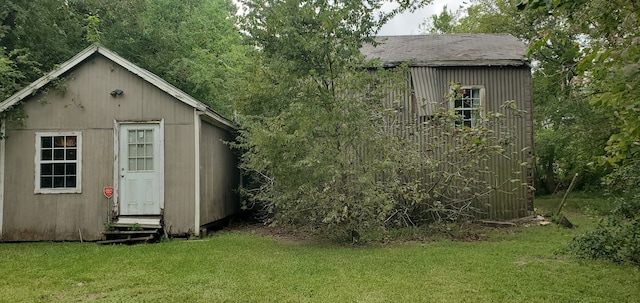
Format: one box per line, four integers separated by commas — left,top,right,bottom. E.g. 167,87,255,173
219,221,528,246
509,215,552,227
220,222,319,244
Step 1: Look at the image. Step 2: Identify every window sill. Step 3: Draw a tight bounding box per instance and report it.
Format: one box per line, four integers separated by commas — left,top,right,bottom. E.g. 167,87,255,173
34,188,82,194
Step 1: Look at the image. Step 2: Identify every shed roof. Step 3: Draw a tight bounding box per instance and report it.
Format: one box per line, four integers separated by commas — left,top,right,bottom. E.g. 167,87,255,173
361,34,529,67
0,44,235,130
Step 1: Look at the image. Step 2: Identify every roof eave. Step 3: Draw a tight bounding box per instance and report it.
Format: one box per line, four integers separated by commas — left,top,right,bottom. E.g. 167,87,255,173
199,109,237,131
378,59,530,68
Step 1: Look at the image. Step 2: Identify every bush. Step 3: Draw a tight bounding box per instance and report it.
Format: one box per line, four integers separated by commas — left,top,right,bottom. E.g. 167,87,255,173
239,100,526,243
568,160,640,266
568,216,640,266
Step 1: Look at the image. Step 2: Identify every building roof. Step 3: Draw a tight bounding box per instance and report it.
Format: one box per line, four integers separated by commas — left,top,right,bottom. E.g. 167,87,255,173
361,34,529,67
0,44,235,130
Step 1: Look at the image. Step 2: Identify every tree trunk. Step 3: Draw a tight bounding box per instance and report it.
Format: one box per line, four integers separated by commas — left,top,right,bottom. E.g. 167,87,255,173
545,160,556,194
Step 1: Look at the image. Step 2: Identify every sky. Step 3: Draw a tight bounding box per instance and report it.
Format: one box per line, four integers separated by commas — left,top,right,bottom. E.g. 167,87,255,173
378,0,467,36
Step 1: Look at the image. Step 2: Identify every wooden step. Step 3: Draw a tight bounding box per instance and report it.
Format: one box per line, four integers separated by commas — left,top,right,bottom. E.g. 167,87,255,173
115,217,161,226
99,215,164,245
103,229,158,236
96,235,155,245
110,223,162,229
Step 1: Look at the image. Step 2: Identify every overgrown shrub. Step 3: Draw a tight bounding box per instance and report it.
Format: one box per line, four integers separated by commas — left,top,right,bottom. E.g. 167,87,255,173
384,101,524,229
235,0,529,242
568,160,640,266
238,95,526,242
568,216,640,265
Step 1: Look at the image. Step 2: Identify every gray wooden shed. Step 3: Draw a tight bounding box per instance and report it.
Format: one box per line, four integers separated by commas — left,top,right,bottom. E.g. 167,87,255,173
362,34,534,219
0,44,240,241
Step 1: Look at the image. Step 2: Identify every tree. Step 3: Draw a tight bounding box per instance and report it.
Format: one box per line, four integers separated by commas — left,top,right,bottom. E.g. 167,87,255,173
421,0,613,193
236,0,527,241
517,0,640,265
420,0,530,37
1,0,87,93
99,0,251,116
520,0,640,164
236,0,428,239
0,0,250,116
420,5,457,34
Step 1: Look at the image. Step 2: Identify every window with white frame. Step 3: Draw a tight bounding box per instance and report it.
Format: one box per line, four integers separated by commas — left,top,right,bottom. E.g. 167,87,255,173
35,132,82,193
452,87,484,128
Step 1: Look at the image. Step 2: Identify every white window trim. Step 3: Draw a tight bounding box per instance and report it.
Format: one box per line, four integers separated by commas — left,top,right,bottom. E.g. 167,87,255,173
34,131,82,194
451,85,485,128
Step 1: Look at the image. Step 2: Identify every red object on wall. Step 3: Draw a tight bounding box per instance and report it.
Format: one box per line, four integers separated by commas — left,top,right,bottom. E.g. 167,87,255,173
103,186,114,199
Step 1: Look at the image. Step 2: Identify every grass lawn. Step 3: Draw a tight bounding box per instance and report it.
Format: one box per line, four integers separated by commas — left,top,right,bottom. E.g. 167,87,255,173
1,195,638,302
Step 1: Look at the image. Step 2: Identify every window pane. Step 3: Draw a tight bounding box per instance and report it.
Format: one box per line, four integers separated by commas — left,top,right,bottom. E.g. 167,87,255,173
129,144,137,157
145,130,153,143
129,159,136,171
145,144,153,157
146,158,153,171
53,177,65,188
41,137,52,148
463,110,471,120
53,163,65,175
138,130,145,142
66,163,76,175
53,149,64,160
66,149,77,160
42,149,52,161
128,130,136,143
66,176,76,187
65,136,77,147
454,99,462,108
54,136,65,147
41,177,53,188
137,144,145,156
41,164,53,176
137,159,145,170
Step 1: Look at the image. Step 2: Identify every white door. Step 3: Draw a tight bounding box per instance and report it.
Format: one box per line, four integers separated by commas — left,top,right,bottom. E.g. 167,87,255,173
119,123,163,215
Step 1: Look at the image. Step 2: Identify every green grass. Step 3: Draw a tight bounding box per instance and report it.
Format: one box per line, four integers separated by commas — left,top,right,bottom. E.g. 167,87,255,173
535,192,617,215
1,196,638,302
535,192,617,228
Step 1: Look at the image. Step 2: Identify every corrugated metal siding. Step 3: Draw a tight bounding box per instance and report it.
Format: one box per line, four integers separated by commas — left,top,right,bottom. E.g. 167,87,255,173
1,55,199,241
199,121,240,226
385,66,533,220
410,67,448,116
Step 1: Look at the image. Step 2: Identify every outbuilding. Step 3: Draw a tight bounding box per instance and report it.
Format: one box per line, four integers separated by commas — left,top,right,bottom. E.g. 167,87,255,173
362,34,534,219
0,44,240,241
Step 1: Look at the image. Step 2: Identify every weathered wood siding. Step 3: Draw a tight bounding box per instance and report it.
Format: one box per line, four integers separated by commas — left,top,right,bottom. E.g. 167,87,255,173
388,66,534,219
199,121,240,227
1,54,198,240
